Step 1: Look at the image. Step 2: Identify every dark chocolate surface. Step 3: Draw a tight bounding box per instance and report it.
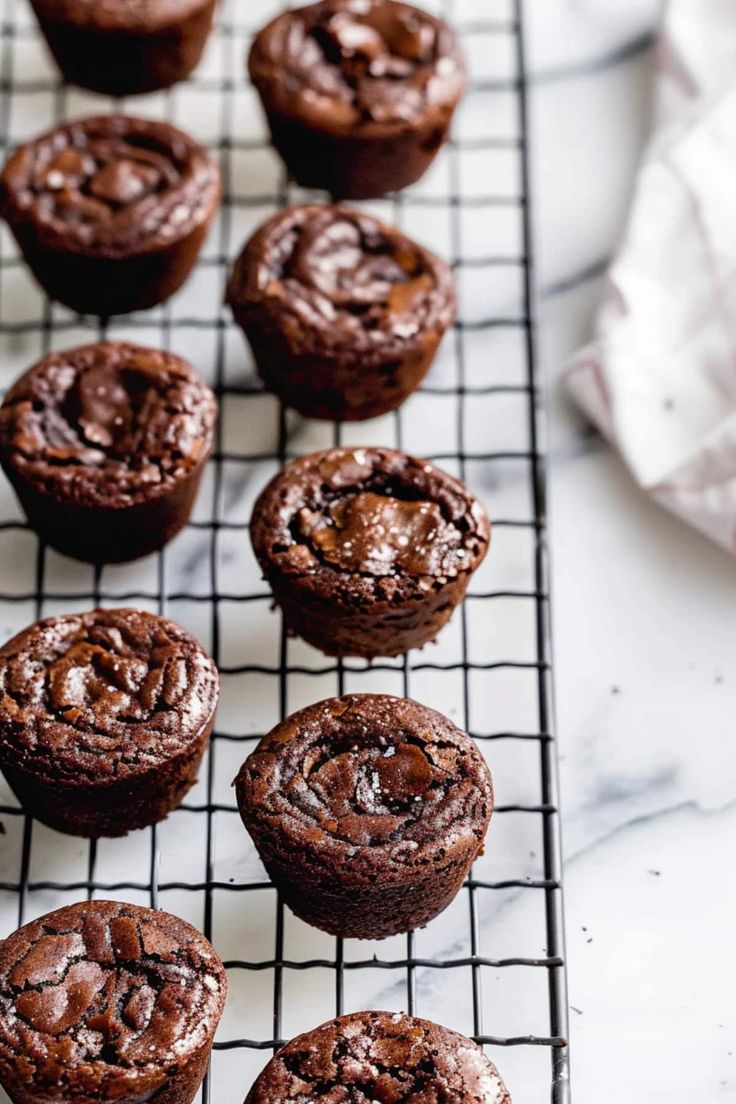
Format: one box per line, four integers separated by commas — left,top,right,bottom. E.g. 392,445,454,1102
250,447,490,607
30,0,212,31
249,0,465,132
0,115,220,257
0,342,216,510
236,694,493,884
245,1011,511,1104
227,203,454,356
301,490,464,577
0,901,226,1100
0,608,219,785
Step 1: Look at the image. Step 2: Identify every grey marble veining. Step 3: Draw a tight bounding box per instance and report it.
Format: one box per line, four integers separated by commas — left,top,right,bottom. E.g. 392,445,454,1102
531,2,736,1099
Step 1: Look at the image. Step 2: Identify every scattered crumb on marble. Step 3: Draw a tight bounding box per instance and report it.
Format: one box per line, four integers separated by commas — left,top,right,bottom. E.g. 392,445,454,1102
648,869,661,876
610,685,620,695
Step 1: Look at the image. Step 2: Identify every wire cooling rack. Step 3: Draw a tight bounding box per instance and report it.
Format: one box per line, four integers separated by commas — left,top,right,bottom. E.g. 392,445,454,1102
0,1,569,1101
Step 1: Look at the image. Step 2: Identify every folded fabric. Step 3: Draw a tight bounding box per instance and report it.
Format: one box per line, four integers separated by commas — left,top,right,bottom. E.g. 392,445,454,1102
566,0,736,555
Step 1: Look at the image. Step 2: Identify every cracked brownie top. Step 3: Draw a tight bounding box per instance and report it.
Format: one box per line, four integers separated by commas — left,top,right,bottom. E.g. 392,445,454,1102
249,0,465,134
0,115,220,259
0,608,219,786
0,342,217,511
245,1010,511,1104
0,900,226,1099
249,447,490,608
226,203,455,358
236,694,494,884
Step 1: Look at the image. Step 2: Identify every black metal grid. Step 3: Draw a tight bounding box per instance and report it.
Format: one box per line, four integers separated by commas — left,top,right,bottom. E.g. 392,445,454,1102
0,1,569,1101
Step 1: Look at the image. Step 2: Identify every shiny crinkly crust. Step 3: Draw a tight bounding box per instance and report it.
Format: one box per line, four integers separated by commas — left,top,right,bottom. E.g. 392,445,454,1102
0,342,217,510
0,115,220,256
0,608,219,784
250,446,490,605
0,901,226,1098
226,203,455,355
246,1011,511,1104
236,693,494,881
249,0,465,130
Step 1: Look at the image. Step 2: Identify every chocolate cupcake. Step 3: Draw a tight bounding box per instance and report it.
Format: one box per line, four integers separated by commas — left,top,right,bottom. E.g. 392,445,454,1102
248,0,466,199
0,341,217,564
0,608,219,838
226,204,455,421
245,1011,511,1104
236,694,494,939
0,115,221,316
0,900,226,1104
249,447,490,658
29,0,217,97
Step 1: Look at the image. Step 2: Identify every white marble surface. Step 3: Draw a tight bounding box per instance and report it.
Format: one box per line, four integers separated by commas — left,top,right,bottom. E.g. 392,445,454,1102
529,2,736,1099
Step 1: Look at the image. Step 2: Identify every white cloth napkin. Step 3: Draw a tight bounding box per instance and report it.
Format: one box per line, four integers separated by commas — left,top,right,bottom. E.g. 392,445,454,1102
566,0,736,554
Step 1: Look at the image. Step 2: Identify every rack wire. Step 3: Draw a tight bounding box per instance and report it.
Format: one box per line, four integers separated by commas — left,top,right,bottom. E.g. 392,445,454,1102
0,1,569,1101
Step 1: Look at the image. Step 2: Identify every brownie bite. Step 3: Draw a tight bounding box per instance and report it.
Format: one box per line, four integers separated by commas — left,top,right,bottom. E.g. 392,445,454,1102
249,447,490,658
226,204,455,421
0,900,226,1104
0,115,221,315
0,341,216,564
236,694,493,939
0,608,219,837
29,0,217,97
245,1011,511,1104
248,0,466,198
